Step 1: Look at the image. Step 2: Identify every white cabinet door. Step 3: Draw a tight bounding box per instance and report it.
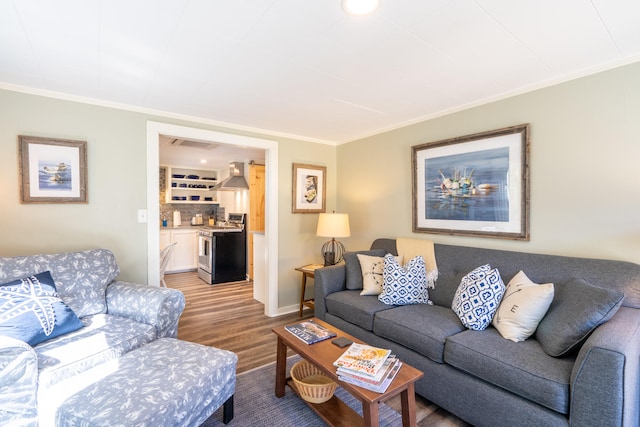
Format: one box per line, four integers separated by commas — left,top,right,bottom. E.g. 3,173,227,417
170,229,198,272
160,231,174,271
160,231,172,250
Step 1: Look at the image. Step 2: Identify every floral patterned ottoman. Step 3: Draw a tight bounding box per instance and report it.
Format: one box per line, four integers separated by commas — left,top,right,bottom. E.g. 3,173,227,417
56,338,237,426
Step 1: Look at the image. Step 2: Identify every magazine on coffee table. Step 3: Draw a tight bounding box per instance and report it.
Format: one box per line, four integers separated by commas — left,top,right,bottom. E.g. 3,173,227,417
337,355,398,383
285,319,337,344
333,343,392,377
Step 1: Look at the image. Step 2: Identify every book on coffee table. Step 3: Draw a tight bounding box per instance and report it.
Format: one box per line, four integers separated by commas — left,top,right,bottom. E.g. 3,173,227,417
339,360,403,393
285,319,337,344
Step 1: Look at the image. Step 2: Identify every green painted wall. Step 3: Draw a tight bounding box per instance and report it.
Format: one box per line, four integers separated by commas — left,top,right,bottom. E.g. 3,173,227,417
0,89,336,310
338,61,640,264
2,60,639,314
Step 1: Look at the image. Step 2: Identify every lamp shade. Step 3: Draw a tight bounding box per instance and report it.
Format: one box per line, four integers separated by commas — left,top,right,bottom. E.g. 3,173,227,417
316,213,350,238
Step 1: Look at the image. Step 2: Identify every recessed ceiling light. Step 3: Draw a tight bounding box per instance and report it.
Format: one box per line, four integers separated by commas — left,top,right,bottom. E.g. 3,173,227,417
341,0,379,16
200,159,207,164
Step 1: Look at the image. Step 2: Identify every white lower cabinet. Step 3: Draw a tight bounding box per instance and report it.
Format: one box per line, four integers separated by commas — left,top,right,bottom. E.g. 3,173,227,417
160,229,198,273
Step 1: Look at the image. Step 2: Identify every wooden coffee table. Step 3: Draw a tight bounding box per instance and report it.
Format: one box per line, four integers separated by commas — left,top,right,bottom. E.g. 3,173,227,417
273,318,423,427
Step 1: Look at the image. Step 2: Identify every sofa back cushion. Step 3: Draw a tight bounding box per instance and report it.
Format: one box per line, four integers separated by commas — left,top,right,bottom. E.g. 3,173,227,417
0,249,120,318
535,278,624,357
430,244,640,309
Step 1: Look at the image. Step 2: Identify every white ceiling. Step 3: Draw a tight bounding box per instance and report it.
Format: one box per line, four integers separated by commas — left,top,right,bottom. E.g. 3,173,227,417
2,0,640,146
158,134,266,169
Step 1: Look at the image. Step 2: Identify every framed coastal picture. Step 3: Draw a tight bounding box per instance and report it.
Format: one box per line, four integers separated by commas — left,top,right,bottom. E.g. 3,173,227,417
412,124,530,240
18,135,88,204
292,163,326,213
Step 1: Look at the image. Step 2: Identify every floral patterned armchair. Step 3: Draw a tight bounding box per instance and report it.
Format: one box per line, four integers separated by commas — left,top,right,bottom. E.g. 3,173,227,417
0,249,186,426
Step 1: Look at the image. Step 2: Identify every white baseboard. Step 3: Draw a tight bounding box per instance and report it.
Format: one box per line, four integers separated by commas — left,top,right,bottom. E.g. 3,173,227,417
273,303,313,317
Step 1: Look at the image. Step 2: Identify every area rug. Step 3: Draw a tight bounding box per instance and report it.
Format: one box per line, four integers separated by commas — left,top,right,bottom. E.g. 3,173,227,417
201,356,403,426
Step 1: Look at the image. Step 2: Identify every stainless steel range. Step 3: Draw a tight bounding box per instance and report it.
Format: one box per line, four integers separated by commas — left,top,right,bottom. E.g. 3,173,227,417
197,213,247,284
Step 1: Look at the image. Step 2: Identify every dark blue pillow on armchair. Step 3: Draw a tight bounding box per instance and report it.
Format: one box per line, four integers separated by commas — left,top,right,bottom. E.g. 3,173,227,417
0,271,83,346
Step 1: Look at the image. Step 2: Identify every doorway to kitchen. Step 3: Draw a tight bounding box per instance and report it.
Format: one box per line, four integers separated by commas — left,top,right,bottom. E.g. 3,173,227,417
146,121,279,316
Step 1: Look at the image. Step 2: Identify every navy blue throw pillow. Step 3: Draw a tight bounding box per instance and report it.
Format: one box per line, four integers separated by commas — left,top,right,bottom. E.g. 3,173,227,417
0,271,83,346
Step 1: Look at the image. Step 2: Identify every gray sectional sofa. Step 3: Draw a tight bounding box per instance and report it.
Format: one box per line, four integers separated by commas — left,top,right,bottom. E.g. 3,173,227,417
315,238,640,427
0,249,235,426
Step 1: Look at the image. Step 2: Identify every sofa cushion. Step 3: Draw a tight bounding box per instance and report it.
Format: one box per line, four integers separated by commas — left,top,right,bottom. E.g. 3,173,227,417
374,304,465,363
492,271,554,342
36,313,156,389
444,328,574,414
452,265,505,331
0,249,120,318
344,249,387,290
536,278,624,357
378,254,430,305
0,271,83,346
326,290,393,331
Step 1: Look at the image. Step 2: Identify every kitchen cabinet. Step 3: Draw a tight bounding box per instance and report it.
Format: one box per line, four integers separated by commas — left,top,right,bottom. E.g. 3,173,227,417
252,232,265,303
160,229,198,273
165,166,218,204
248,163,265,280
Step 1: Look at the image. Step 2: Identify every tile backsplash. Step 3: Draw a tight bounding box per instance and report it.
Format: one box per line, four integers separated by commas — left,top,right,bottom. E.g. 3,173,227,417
160,167,225,225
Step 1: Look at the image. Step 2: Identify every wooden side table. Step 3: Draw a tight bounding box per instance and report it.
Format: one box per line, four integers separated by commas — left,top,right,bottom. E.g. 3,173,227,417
295,265,323,317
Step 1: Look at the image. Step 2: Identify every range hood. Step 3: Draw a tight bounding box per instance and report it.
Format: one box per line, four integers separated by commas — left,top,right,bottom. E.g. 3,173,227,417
211,162,249,191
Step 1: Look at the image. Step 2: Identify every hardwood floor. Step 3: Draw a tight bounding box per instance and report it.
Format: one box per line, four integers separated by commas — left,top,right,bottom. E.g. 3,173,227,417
165,271,312,373
166,271,469,426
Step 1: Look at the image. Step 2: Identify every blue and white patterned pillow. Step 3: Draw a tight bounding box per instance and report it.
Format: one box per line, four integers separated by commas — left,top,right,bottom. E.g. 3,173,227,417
0,271,83,346
378,254,430,305
452,264,505,331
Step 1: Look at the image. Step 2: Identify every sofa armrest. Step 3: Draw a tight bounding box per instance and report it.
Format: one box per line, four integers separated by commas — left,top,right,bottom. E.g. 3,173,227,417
105,281,186,338
570,307,640,427
313,264,346,321
0,336,38,426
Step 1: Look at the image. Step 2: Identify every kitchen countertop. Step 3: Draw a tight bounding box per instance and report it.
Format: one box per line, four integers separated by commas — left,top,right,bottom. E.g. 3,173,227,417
160,225,204,230
160,225,243,231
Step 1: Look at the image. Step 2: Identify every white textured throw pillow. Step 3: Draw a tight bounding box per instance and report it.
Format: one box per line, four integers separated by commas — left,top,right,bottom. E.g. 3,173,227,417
492,271,554,342
358,254,403,296
357,254,384,295
378,254,430,305
452,264,505,331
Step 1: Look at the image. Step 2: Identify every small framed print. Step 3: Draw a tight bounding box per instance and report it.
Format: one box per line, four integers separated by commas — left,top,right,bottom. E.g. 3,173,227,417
18,135,88,204
292,163,326,213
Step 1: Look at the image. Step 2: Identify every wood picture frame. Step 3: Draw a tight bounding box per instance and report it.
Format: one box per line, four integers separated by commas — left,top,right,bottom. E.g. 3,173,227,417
18,135,88,204
412,124,530,240
292,163,326,213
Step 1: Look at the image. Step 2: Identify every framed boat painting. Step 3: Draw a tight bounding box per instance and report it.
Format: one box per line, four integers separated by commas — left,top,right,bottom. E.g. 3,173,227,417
412,124,530,240
18,135,88,204
292,163,326,213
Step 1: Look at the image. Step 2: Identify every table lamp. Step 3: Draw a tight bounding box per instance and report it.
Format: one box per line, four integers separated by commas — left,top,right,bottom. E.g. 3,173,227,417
316,212,350,266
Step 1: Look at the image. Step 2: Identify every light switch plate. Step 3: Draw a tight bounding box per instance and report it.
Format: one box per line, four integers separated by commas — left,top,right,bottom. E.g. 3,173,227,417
137,209,148,223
